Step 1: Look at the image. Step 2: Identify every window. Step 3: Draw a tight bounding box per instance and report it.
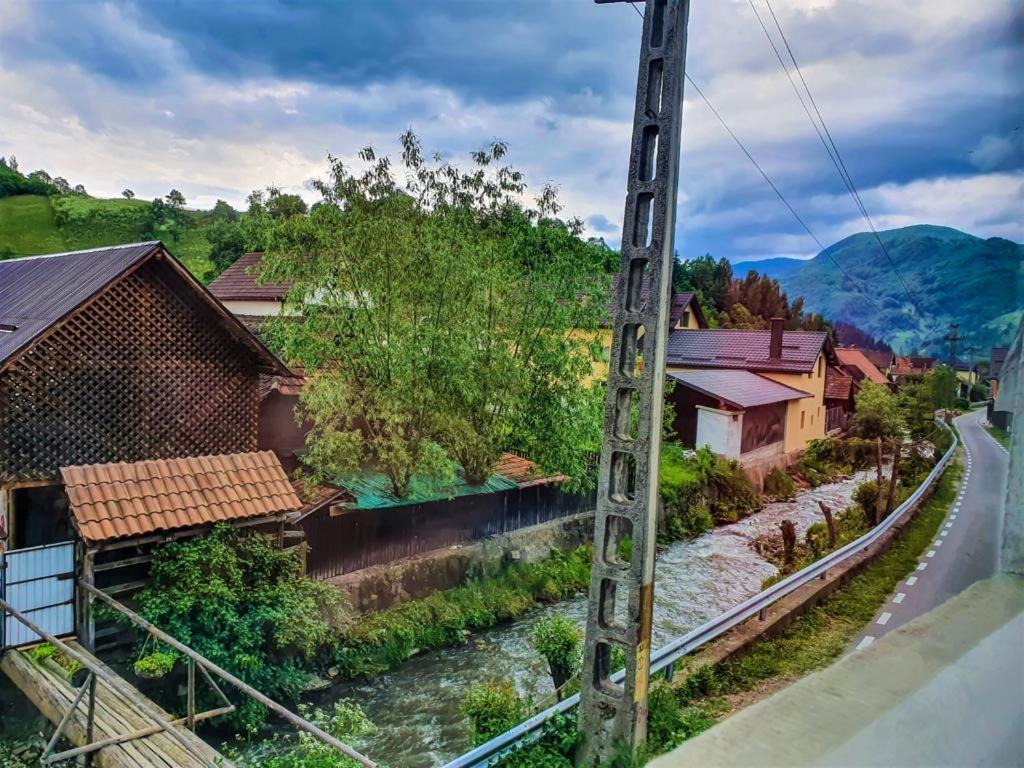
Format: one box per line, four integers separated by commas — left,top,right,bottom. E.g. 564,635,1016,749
818,357,823,378
800,410,806,429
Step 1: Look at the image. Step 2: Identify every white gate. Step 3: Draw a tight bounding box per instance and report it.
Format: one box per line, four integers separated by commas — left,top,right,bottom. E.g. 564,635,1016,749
1,541,76,648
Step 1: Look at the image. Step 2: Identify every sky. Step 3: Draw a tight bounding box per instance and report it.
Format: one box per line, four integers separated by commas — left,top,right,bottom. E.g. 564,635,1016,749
1,0,1021,263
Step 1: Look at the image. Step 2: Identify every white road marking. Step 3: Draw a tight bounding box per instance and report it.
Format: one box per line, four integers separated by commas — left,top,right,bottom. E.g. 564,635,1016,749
927,550,936,558
917,563,928,571
934,540,942,547
856,635,875,650
877,612,892,626
940,531,948,537
906,576,918,586
893,593,906,604
951,515,957,520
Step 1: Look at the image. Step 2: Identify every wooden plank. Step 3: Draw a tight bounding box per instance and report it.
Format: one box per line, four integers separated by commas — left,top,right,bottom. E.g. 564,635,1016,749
1,642,228,768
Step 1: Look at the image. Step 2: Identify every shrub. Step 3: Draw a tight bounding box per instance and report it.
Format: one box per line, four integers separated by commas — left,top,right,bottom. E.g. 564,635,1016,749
133,524,350,734
953,397,970,411
531,615,582,698
852,480,879,515
462,681,527,744
763,467,795,500
133,651,176,680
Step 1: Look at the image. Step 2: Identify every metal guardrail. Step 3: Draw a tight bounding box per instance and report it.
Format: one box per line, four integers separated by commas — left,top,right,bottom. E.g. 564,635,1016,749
446,422,958,767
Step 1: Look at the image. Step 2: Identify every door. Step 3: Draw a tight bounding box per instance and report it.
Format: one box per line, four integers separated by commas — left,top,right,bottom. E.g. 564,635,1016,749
1,540,76,648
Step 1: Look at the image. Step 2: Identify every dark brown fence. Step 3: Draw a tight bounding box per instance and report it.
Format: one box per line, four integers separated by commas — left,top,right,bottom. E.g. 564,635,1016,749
300,484,595,580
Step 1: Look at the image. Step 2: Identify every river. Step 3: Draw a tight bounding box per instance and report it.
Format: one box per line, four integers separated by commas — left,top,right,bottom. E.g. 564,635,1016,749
307,469,873,767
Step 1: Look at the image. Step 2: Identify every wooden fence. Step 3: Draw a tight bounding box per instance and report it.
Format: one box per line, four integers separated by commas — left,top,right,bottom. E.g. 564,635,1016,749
300,484,595,580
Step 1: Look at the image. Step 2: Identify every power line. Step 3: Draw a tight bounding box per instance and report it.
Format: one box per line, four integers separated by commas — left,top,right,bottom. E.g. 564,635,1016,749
625,1,881,308
759,0,925,315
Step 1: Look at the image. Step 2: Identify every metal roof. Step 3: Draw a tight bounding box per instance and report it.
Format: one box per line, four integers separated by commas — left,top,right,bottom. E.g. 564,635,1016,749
62,451,301,544
667,368,812,409
0,242,161,366
666,329,828,373
209,252,292,301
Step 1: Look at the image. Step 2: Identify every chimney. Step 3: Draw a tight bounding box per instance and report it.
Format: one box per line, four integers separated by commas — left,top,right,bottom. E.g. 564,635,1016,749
769,317,784,359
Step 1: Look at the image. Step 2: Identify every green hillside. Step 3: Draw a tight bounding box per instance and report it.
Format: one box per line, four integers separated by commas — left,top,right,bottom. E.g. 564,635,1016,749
735,225,1022,356
0,195,214,278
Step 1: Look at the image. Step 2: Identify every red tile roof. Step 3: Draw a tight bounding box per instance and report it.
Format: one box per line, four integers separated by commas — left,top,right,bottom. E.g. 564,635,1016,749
666,329,829,374
209,252,292,301
494,453,565,487
61,451,302,544
668,369,812,409
824,367,854,400
835,348,889,384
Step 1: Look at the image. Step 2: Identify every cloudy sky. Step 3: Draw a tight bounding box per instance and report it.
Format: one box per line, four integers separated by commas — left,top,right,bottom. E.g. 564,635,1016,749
1,0,1021,262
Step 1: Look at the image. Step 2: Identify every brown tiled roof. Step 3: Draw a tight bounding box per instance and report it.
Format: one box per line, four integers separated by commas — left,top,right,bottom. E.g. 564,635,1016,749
858,348,894,371
893,356,937,375
494,453,565,487
668,369,812,409
835,348,889,384
209,252,292,301
666,329,828,374
824,367,854,400
61,451,302,544
258,373,306,399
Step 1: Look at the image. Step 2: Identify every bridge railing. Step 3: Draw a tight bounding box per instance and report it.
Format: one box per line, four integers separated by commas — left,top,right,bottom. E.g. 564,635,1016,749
445,421,958,768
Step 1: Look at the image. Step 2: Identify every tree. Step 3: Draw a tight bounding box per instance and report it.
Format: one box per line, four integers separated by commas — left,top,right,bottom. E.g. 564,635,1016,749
531,615,582,700
7,155,17,173
122,188,135,200
930,365,957,410
212,198,238,221
852,382,906,524
207,218,246,275
254,132,608,497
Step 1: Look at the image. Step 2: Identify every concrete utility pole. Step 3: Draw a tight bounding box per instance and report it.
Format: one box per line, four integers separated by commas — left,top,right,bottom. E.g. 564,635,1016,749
577,1,691,764
943,322,961,365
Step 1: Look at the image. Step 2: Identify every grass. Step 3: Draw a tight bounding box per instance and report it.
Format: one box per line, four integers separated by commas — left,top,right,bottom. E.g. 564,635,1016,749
985,424,1011,451
0,194,214,278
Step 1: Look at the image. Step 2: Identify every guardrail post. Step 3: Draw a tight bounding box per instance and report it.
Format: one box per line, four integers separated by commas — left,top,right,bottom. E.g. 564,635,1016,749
664,661,675,682
758,608,766,621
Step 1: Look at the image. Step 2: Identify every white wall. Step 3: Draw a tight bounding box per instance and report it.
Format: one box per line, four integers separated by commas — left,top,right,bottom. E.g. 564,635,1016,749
221,299,288,317
695,405,743,458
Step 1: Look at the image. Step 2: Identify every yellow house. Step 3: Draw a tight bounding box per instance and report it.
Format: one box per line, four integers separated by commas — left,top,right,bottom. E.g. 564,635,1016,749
664,319,835,468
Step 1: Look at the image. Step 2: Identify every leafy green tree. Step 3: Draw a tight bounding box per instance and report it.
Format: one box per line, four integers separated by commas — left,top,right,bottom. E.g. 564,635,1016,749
212,198,238,221
255,131,608,496
531,614,582,700
852,382,905,441
207,218,247,275
122,188,135,199
930,365,957,410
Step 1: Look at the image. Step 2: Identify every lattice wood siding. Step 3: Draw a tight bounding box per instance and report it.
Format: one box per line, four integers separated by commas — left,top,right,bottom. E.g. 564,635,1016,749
1,259,262,483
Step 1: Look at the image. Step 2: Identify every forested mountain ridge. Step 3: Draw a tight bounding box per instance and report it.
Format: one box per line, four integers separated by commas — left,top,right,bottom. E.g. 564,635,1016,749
731,225,1022,355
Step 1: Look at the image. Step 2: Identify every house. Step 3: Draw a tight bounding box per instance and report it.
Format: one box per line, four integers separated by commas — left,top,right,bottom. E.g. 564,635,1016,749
859,348,896,376
824,367,856,433
892,355,936,382
208,251,292,329
664,317,835,479
0,242,302,646
835,347,890,387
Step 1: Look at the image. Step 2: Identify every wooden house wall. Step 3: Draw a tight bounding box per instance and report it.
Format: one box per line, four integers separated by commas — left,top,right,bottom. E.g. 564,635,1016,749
740,402,787,453
0,259,263,484
301,484,595,580
668,386,721,447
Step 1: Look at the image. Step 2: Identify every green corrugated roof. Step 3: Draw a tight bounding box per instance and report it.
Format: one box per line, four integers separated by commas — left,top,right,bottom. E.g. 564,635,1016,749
334,467,520,510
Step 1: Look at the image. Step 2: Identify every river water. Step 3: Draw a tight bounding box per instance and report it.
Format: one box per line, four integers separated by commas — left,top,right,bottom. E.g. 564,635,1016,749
310,470,873,767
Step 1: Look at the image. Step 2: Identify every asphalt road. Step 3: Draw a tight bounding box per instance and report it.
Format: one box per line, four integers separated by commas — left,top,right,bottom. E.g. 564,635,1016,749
852,407,1009,649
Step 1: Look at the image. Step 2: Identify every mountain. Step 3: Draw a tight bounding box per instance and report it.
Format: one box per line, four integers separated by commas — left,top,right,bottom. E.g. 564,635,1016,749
730,256,807,281
730,225,1022,356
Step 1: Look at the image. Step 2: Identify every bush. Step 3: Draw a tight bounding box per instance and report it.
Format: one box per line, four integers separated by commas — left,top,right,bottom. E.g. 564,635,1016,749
763,467,795,500
852,480,879,515
133,651,176,680
133,524,350,734
462,681,527,744
531,615,582,697
953,397,970,411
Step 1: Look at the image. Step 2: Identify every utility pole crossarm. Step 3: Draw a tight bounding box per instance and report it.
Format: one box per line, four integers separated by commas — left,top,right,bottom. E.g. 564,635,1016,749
578,0,691,764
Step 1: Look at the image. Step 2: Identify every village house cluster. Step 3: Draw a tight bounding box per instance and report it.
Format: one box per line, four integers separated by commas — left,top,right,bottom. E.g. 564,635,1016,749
0,242,1002,647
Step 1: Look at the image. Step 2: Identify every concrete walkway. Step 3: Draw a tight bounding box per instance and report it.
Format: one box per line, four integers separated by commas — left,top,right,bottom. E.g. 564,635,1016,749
648,576,1024,767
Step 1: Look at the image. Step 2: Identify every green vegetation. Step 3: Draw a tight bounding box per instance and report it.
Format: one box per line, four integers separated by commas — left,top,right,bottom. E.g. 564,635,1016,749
131,525,349,735
336,547,592,680
463,681,529,745
531,615,583,699
29,642,84,678
796,436,875,486
734,225,1023,355
659,444,760,527
229,700,375,768
986,424,1011,451
256,131,611,497
762,467,795,500
133,651,176,680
